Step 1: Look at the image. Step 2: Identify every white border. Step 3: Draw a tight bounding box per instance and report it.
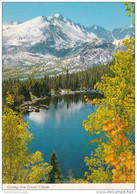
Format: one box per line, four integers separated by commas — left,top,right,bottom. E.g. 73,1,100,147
2,183,135,190
1,0,136,193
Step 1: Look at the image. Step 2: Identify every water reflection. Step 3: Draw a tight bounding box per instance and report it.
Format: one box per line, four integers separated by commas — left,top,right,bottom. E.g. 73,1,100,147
24,92,102,179
33,92,103,110
29,111,49,124
29,101,85,124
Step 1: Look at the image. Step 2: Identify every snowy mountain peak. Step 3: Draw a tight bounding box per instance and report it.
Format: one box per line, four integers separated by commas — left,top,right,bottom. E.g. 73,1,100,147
48,13,64,21
2,15,135,80
53,13,62,18
27,16,49,24
94,25,98,30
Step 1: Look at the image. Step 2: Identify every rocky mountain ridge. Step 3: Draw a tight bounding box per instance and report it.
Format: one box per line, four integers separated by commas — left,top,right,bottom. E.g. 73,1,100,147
2,14,134,79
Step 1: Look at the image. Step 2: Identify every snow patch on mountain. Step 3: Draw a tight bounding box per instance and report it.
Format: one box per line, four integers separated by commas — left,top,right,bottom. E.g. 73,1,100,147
3,16,51,47
94,25,98,30
48,14,98,42
120,24,133,33
3,21,22,30
2,14,135,79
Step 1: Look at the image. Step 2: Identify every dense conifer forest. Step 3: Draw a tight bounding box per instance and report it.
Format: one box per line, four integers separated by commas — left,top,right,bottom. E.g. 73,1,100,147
2,62,114,108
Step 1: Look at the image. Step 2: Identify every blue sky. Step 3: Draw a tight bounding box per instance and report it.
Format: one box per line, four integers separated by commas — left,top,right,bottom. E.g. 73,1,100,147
2,2,134,30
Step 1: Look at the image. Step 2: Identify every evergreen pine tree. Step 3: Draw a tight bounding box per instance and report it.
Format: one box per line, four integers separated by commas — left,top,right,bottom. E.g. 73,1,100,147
48,151,62,183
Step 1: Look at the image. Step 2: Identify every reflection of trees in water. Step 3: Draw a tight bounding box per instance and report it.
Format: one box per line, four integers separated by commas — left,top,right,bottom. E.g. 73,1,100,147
51,92,103,109
51,96,59,109
33,92,103,110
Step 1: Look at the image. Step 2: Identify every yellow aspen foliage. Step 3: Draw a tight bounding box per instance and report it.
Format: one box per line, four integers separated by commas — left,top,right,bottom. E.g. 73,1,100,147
83,37,135,183
83,4,135,183
2,93,52,183
103,118,135,183
123,2,135,24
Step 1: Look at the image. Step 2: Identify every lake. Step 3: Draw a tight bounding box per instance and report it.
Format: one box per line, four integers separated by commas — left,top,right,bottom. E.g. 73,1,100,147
23,93,100,179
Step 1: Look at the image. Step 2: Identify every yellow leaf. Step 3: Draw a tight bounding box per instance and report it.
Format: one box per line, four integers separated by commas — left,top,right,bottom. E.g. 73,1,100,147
119,174,126,182
111,130,117,135
124,160,132,169
126,152,133,160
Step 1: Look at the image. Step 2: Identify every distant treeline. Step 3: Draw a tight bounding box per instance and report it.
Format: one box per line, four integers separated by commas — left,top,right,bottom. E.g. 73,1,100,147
2,61,115,108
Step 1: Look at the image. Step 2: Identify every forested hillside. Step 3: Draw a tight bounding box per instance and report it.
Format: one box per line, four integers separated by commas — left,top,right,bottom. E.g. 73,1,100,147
2,61,114,109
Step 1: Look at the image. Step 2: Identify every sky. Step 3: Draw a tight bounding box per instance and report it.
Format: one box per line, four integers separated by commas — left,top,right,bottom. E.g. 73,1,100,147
2,2,134,31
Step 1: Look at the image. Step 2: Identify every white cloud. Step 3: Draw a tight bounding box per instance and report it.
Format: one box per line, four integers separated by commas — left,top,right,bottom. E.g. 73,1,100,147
28,101,84,124
55,101,84,124
29,111,49,124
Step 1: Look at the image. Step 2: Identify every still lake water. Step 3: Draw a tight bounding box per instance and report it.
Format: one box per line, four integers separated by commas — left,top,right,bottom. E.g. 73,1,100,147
23,93,99,179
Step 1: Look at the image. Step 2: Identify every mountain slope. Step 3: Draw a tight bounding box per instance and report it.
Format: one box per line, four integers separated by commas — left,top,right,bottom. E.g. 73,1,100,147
88,25,114,42
112,25,134,44
2,14,134,79
88,24,134,44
